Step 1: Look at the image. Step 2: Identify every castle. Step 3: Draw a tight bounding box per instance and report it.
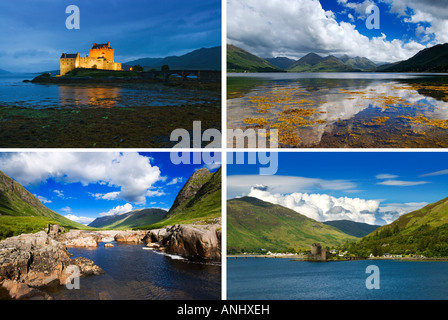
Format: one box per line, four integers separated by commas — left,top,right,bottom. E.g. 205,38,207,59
60,42,122,76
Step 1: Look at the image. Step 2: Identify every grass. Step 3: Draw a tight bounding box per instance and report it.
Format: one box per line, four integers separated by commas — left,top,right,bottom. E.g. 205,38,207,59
0,216,59,240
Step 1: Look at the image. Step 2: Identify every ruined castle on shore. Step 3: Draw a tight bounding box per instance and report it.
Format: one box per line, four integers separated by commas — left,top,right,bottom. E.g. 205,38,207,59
60,42,122,76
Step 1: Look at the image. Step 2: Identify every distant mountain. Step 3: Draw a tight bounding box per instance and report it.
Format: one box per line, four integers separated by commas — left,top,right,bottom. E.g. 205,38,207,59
227,44,283,73
88,208,167,229
0,170,87,238
339,55,377,71
264,57,296,70
227,196,357,253
124,46,221,71
0,69,11,74
323,220,380,238
381,43,448,72
346,196,448,257
287,53,358,72
138,167,221,229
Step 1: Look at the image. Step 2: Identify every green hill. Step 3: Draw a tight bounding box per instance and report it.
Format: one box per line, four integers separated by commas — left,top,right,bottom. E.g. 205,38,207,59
339,55,377,71
227,44,283,73
227,196,357,254
323,220,380,238
287,53,357,72
137,167,221,229
0,170,88,239
88,208,167,229
381,43,448,72
343,197,448,257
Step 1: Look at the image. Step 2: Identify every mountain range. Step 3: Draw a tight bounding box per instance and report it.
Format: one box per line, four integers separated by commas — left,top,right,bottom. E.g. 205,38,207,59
228,43,448,73
88,208,167,229
124,46,221,71
227,45,378,73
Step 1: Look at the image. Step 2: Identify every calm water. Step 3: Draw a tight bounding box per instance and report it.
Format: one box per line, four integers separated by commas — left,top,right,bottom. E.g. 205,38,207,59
46,243,221,300
227,257,448,300
0,73,219,109
227,72,448,148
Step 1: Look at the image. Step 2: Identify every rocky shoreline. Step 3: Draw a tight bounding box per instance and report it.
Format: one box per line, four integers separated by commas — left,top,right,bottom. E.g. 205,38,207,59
0,221,221,299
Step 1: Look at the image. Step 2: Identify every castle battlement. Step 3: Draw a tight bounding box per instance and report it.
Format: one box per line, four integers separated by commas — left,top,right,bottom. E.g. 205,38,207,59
60,42,122,76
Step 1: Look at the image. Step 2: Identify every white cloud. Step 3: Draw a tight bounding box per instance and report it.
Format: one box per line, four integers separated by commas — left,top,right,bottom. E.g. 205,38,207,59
35,195,52,204
99,203,133,217
64,214,95,225
376,174,399,179
0,152,162,204
60,206,72,213
377,180,429,186
227,174,357,199
420,169,448,177
227,0,426,62
53,190,64,198
247,187,382,224
245,187,424,225
167,177,183,185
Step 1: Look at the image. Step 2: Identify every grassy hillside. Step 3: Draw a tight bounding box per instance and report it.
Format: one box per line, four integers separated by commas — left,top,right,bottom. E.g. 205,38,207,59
288,54,356,72
342,197,448,257
381,43,448,72
0,170,88,239
323,220,380,238
227,45,282,73
88,208,167,229
227,197,357,254
137,167,221,229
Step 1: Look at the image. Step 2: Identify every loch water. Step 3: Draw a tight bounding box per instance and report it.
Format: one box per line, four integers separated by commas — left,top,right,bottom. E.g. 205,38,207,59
227,257,448,300
227,72,448,148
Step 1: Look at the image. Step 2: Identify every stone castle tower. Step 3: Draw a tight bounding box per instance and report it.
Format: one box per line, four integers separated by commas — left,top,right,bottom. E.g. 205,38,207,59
60,42,122,76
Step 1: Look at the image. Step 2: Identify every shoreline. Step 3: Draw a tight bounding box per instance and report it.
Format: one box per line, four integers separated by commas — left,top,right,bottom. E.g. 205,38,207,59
227,254,448,262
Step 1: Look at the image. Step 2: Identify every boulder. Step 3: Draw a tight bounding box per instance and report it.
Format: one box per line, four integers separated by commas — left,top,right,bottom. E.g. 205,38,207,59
56,230,100,247
114,230,146,243
0,231,103,299
144,220,221,261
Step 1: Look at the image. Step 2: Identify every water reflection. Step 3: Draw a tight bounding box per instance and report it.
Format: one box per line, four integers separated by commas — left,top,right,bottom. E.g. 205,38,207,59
227,74,448,148
59,86,122,108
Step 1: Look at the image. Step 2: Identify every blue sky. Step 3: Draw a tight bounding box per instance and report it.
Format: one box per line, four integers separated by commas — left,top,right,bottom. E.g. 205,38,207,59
227,152,448,225
0,152,221,225
0,0,221,72
227,0,448,62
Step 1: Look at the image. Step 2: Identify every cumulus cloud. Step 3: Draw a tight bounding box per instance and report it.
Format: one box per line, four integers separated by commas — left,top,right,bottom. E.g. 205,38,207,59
247,187,382,224
99,203,133,217
246,187,424,225
64,214,95,225
380,0,448,44
227,0,426,62
0,152,162,204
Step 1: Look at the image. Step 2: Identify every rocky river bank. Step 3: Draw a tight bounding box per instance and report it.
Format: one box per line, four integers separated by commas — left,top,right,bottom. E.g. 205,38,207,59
0,221,221,299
